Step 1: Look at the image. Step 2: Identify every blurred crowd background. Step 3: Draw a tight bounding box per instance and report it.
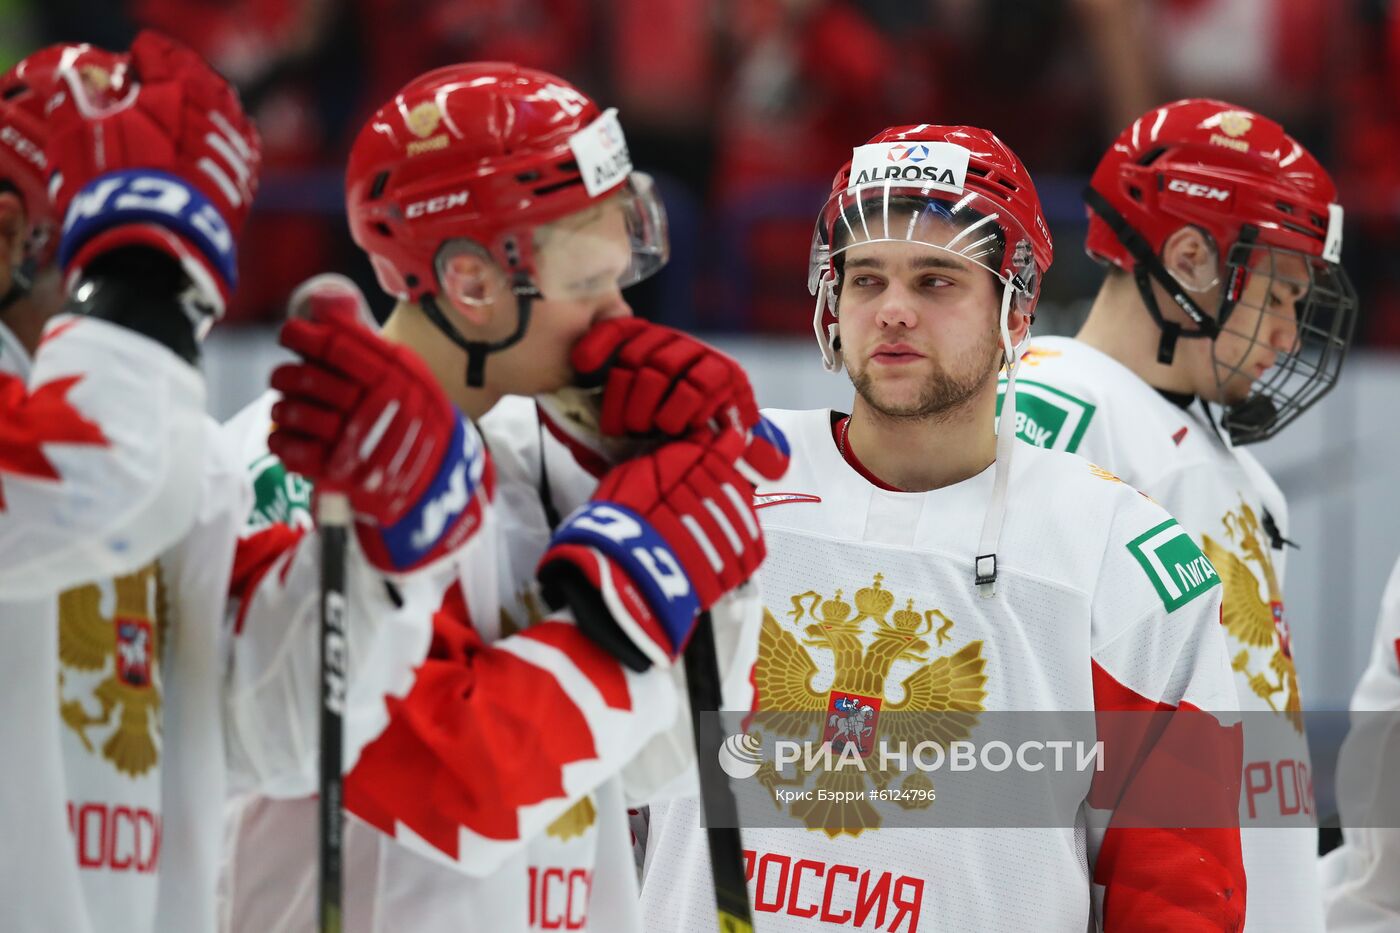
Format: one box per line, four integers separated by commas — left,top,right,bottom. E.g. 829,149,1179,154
7,0,1400,343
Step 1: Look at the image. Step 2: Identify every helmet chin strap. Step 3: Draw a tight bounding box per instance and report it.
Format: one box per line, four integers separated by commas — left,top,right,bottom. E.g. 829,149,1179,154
975,279,1026,597
418,271,541,389
0,255,37,317
1082,186,1226,365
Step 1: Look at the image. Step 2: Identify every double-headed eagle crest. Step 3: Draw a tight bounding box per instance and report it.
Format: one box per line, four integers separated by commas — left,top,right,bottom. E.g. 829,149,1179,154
58,563,167,776
1203,498,1302,733
750,573,987,837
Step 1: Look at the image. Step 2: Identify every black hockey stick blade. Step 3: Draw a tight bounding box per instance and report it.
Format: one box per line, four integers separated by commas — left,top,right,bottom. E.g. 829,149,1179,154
683,610,755,933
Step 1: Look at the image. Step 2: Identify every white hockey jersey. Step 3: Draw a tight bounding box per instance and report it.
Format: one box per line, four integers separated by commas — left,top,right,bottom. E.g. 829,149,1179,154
1320,556,1400,932
1,315,205,933
1002,336,1324,931
37,347,469,933
220,393,761,932
641,407,1244,933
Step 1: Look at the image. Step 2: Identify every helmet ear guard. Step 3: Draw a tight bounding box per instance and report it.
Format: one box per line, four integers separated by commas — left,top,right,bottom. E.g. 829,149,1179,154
811,264,842,374
420,235,542,388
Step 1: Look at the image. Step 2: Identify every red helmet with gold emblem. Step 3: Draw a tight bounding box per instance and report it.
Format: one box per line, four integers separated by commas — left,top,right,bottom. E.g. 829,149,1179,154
1085,99,1341,270
1083,98,1358,444
345,62,666,304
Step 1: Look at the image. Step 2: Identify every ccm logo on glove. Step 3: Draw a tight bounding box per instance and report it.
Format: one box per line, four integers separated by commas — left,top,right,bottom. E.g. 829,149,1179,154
538,420,788,671
61,170,235,283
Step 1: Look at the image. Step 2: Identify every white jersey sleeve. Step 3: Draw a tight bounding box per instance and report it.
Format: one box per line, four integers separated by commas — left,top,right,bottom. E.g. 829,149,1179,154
1085,484,1245,931
1321,557,1400,932
0,316,205,599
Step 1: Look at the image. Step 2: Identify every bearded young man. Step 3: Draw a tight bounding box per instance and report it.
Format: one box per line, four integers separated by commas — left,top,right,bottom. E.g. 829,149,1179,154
638,126,1249,931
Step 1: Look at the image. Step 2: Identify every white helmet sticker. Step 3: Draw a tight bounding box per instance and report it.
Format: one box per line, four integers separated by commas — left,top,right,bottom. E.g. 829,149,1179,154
847,141,970,194
1323,203,1344,263
569,108,632,198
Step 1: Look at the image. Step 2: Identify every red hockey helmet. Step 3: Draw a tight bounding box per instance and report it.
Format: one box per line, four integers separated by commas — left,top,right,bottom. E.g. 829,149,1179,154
1083,99,1357,443
346,62,666,304
1086,98,1341,270
808,125,1054,372
0,43,129,279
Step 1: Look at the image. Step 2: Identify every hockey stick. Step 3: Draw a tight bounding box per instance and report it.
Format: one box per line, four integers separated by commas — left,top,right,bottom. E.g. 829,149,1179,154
537,389,754,931
285,275,368,933
317,491,350,933
683,610,755,933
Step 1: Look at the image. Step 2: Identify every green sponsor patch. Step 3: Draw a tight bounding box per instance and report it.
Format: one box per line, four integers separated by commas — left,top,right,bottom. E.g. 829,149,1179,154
1126,518,1220,612
996,379,1096,453
247,452,314,531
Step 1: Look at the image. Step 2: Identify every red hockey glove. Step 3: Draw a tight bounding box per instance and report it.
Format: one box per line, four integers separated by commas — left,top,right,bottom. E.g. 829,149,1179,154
537,419,790,671
571,317,760,438
269,287,486,572
49,30,262,320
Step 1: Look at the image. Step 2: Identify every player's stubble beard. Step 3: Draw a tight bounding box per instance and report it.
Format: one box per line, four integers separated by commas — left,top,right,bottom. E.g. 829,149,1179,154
848,325,1004,423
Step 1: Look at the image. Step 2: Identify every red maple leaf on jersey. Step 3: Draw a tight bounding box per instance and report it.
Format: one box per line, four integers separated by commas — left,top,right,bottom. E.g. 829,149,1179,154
344,580,632,858
0,373,110,511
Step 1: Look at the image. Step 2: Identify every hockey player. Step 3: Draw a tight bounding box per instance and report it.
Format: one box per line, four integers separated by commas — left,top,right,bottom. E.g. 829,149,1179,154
219,64,787,931
1320,554,1400,931
0,38,251,932
3,33,499,933
638,125,1248,931
995,99,1355,931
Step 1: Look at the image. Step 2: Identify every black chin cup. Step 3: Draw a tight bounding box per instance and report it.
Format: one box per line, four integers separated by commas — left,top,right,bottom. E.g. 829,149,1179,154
1222,393,1278,445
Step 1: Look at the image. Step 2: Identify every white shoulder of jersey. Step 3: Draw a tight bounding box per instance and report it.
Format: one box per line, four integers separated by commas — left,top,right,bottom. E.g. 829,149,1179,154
1004,441,1226,645
1000,335,1220,483
222,387,278,468
1353,558,1400,714
0,316,207,599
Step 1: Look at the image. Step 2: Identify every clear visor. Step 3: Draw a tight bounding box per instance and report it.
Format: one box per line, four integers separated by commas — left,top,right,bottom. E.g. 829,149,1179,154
531,172,669,302
1213,242,1357,444
808,183,1038,305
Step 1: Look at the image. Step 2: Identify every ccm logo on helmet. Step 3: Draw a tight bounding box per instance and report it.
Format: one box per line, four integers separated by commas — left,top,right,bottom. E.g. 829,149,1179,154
1166,178,1231,203
405,189,470,219
0,125,45,171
